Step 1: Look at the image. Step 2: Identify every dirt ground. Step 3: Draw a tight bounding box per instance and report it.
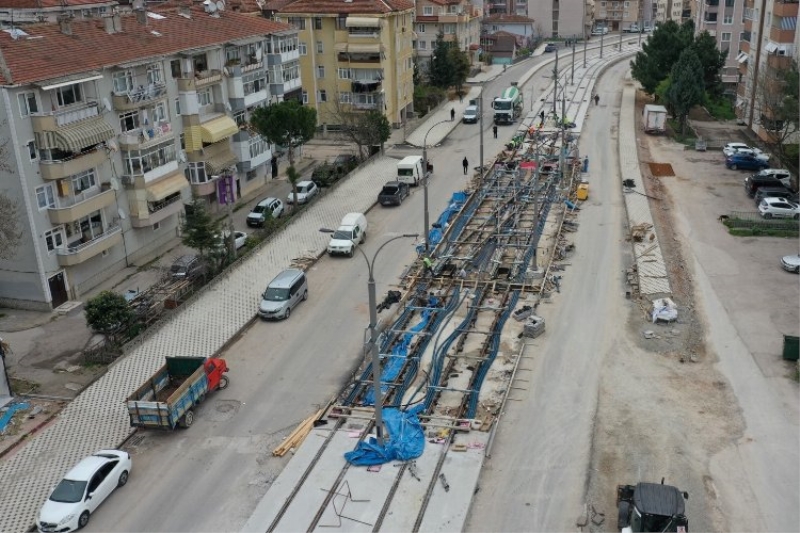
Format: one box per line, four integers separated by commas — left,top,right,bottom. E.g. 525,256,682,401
583,92,798,532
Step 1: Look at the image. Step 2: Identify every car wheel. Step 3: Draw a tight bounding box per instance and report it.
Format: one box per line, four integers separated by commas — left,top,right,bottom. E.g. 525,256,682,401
302,290,308,301
179,409,194,428
794,214,799,220
362,231,367,243
78,511,90,529
731,164,738,170
218,375,229,390
348,247,354,258
764,213,773,219
284,307,291,319
118,470,129,487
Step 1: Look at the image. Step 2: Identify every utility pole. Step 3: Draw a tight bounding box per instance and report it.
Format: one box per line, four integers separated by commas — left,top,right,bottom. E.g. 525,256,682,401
600,29,604,58
619,27,623,51
571,42,575,85
552,50,558,116
479,91,484,184
638,16,643,46
583,0,588,68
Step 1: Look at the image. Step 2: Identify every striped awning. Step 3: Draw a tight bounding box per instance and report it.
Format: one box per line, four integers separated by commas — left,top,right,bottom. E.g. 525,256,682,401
200,116,239,144
348,43,382,54
736,52,749,63
346,16,380,28
205,148,238,176
146,171,189,202
780,16,797,30
45,118,115,153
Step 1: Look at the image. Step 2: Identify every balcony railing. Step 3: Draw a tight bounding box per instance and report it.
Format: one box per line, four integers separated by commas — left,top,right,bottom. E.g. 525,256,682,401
114,82,167,106
32,100,99,128
149,193,183,214
58,186,105,208
58,224,121,256
194,69,223,88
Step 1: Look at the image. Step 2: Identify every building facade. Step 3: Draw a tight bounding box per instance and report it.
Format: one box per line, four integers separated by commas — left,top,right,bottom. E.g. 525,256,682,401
695,0,748,87
481,13,536,46
0,5,299,310
527,0,595,38
413,0,482,65
273,0,415,129
736,0,798,139
595,0,643,30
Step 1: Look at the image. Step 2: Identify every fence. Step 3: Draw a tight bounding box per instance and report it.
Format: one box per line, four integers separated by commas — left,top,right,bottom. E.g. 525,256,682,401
725,211,799,231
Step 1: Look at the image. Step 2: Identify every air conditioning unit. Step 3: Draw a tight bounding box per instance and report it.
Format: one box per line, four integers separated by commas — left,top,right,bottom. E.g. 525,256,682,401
777,46,787,55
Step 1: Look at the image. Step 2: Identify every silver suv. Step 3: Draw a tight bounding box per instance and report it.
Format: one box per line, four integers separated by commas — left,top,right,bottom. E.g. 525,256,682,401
258,269,308,320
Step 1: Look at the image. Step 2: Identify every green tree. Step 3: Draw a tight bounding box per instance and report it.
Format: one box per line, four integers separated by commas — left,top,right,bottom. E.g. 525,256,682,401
181,197,221,269
756,60,800,168
84,291,134,338
631,20,692,95
287,165,301,207
250,100,317,168
448,43,471,92
359,111,391,155
665,48,705,134
429,31,453,88
690,31,727,98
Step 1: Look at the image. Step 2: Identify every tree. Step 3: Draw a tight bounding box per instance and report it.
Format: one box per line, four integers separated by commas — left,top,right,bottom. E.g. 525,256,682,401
631,20,692,95
286,165,301,207
448,42,471,91
84,291,134,339
429,31,453,88
250,100,316,168
755,60,800,167
690,31,727,98
665,48,705,134
181,197,222,270
0,192,22,260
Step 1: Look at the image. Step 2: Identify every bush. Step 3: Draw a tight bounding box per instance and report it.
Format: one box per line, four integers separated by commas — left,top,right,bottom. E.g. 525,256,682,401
413,85,446,116
704,95,736,120
85,291,134,336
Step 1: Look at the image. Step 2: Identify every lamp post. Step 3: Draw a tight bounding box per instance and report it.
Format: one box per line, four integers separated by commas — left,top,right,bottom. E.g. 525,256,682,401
583,0,588,68
600,28,604,58
422,120,451,253
318,230,418,446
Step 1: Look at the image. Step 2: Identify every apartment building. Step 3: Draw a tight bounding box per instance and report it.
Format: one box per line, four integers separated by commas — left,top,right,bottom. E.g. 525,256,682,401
527,0,595,38
736,0,798,139
0,5,299,310
654,0,691,22
695,0,748,87
272,0,415,128
414,0,482,65
595,0,643,30
482,13,537,44
487,0,529,16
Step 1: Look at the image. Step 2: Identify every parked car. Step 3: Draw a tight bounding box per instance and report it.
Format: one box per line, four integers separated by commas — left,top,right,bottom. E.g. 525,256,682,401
286,180,319,205
722,142,751,157
731,147,770,163
744,173,786,196
752,168,794,189
758,197,799,219
591,27,609,35
782,254,800,273
753,186,797,206
726,153,769,171
311,163,338,187
332,154,358,174
378,181,410,206
462,105,479,123
623,23,640,33
170,255,205,281
38,450,131,532
221,230,248,250
246,197,283,227
258,269,308,320
544,43,558,53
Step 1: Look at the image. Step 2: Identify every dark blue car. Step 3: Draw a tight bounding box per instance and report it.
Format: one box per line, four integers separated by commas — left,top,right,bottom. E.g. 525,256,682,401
726,153,769,171
544,43,558,53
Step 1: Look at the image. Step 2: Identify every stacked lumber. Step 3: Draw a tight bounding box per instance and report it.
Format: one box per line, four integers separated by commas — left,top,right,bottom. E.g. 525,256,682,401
272,408,324,457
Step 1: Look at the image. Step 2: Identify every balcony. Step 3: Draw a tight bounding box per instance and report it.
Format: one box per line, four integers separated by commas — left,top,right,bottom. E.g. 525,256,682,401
56,224,122,267
32,102,115,154
39,148,107,181
705,0,719,4
703,13,718,22
271,77,301,96
438,13,470,23
767,53,792,69
195,69,223,88
48,188,116,225
266,48,300,66
191,177,219,197
118,123,175,150
351,93,382,110
128,173,188,228
244,88,269,108
769,24,795,42
773,0,798,17
740,40,750,53
130,194,184,228
352,79,382,93
112,82,168,111
32,100,99,129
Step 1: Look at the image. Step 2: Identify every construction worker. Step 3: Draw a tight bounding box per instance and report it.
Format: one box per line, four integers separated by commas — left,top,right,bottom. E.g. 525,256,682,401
422,256,434,276
493,125,498,138
462,157,469,175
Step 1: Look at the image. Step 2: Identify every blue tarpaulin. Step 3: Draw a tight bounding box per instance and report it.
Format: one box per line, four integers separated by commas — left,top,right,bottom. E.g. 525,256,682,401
344,404,426,466
0,402,29,433
416,192,467,253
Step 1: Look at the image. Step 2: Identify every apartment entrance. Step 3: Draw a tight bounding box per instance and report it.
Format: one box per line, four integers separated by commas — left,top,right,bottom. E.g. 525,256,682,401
48,271,69,308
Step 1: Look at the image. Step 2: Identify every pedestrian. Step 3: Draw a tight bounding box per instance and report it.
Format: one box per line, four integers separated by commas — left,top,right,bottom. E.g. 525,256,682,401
462,156,469,175
450,108,455,121
539,110,545,124
422,256,434,277
594,94,600,106
271,156,278,179
458,91,463,103
492,125,498,139
582,155,589,173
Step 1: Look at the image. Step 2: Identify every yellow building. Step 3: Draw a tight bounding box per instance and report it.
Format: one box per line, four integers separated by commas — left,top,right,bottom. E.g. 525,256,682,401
272,0,415,128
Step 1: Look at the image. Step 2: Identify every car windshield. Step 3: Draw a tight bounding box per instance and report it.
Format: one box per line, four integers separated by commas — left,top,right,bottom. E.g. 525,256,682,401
494,101,512,110
49,479,87,503
382,186,398,194
398,168,413,176
170,264,183,273
263,287,290,301
333,230,353,240
252,205,266,214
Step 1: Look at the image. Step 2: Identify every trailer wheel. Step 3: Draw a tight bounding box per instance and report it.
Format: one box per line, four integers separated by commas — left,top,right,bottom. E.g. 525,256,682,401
617,501,631,530
218,376,229,390
179,409,194,428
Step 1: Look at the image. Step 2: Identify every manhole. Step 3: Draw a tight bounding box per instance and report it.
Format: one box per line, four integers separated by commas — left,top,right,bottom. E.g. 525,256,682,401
204,400,241,422
647,162,675,177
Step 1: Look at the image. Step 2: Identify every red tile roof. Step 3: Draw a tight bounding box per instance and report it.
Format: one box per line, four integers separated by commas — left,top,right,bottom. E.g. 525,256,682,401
0,0,112,8
275,0,414,15
484,13,534,23
0,6,292,85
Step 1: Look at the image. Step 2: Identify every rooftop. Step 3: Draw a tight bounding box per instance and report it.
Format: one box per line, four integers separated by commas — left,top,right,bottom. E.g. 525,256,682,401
271,0,414,15
0,5,292,85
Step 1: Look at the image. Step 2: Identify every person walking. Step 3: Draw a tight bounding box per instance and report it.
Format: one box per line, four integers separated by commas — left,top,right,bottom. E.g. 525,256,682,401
462,157,469,175
492,125,498,139
539,110,545,126
422,256,434,277
594,94,600,106
450,108,455,121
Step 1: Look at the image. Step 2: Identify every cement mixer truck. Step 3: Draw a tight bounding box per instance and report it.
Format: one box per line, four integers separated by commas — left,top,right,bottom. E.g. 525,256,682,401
493,83,524,125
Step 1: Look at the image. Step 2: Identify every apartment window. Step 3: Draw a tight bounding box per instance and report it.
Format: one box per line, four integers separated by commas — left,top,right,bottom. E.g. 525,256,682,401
186,161,208,184
336,15,347,29
18,91,38,116
316,40,324,53
423,6,433,15
44,226,65,252
339,92,351,103
723,14,733,23
624,1,630,5
123,139,177,176
416,24,426,32
287,17,306,29
35,183,55,210
152,222,161,231
725,0,734,5
246,170,258,182
600,1,606,5
26,140,37,161
175,97,181,116
170,59,181,78
147,63,163,84
419,40,427,50
226,47,241,64
197,87,213,106
249,135,269,159
299,41,307,55
153,102,167,123
319,90,327,102
302,90,308,104
71,169,97,194
317,65,325,79
113,71,134,94
119,111,140,133
444,24,455,34
338,68,352,79
721,32,731,41
56,84,83,107
193,54,208,73
243,71,267,95
314,17,322,29
233,110,246,126
282,60,301,82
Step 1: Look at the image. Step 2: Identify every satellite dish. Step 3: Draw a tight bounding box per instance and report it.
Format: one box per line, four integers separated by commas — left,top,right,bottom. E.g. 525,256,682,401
216,1,225,11
207,1,217,12
178,150,187,163
224,101,232,112
102,97,111,112
106,138,119,151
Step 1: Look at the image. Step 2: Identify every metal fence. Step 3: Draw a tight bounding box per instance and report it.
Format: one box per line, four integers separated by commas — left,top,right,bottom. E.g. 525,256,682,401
726,211,799,230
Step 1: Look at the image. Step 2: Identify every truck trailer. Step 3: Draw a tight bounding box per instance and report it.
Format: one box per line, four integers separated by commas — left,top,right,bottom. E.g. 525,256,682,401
126,356,229,429
642,105,667,134
493,85,524,125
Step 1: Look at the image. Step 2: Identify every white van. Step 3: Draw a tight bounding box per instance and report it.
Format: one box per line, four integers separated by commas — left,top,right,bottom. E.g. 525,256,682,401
327,212,368,257
258,269,308,320
397,155,425,186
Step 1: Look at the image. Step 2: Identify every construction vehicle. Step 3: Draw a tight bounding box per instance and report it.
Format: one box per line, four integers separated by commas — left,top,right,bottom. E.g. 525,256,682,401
126,356,229,429
617,478,689,532
493,84,524,125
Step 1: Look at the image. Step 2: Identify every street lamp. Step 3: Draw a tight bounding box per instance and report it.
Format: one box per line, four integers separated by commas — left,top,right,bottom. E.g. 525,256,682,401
318,230,418,446
422,120,451,254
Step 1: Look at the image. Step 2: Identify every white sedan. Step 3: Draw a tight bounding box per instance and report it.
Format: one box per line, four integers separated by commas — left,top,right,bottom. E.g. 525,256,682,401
722,142,750,157
758,197,800,219
38,450,131,532
220,230,248,250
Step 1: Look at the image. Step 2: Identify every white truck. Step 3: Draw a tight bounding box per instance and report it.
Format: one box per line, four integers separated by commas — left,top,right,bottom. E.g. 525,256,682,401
397,155,426,186
642,105,667,134
327,212,368,257
493,84,524,125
